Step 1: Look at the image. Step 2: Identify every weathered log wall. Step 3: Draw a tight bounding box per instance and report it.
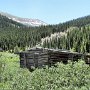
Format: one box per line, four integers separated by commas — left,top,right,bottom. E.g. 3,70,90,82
19,48,90,69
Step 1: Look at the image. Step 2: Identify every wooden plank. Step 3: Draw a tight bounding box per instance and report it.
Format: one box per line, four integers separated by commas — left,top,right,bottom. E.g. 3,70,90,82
39,57,48,60
39,58,48,60
50,54,69,57
27,60,34,63
40,53,48,55
39,55,48,57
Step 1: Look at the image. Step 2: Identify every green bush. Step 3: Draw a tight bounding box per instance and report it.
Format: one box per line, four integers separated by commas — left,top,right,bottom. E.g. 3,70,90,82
0,52,90,90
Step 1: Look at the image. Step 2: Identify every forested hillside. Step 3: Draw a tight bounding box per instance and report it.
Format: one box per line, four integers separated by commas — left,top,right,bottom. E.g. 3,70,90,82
0,14,24,28
42,26,90,53
0,14,90,52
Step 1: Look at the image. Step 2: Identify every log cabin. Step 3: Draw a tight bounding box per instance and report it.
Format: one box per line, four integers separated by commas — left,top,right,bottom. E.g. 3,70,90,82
19,47,90,69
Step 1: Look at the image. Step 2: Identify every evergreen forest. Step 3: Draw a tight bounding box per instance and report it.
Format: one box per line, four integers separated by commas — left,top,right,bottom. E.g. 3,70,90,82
0,14,90,53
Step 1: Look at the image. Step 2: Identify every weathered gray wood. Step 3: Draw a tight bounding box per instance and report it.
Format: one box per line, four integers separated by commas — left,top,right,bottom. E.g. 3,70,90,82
19,47,90,69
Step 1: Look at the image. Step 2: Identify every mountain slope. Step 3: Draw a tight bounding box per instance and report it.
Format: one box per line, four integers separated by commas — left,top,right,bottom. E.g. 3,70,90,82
42,25,90,53
0,12,47,27
0,14,25,28
0,14,90,52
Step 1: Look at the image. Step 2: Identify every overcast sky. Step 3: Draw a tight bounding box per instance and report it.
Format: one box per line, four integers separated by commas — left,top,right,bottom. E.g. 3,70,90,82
0,0,90,24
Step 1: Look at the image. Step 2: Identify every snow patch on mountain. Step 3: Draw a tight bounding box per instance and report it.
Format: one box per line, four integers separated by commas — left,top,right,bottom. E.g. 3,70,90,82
0,11,47,27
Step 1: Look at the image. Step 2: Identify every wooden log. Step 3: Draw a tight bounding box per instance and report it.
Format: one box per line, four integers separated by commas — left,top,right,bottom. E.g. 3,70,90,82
40,55,48,57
